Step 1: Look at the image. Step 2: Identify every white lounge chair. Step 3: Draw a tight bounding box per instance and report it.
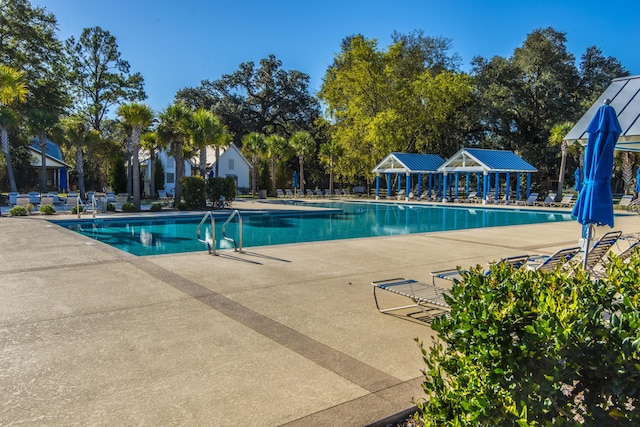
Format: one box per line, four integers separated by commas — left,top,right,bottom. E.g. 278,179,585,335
525,246,581,272
534,193,556,206
517,193,539,206
372,278,451,322
315,189,324,197
324,189,332,198
550,194,574,207
334,189,342,197
306,189,315,197
284,189,294,198
430,254,531,285
396,189,406,200
276,189,285,198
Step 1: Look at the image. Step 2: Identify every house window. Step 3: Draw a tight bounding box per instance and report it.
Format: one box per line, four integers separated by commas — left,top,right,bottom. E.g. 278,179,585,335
166,173,175,184
228,159,234,170
166,156,175,168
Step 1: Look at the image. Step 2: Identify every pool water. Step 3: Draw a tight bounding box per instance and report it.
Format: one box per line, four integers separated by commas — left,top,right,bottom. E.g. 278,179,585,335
51,201,574,256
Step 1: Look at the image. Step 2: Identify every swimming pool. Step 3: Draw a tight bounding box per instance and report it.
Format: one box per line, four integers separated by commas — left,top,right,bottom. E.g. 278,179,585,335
51,201,575,256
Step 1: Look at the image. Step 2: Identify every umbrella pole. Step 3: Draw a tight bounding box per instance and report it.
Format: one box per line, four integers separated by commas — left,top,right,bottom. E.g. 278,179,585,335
583,224,594,269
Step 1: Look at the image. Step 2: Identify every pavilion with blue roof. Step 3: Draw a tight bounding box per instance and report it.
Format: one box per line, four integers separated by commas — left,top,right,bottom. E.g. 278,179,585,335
372,148,537,203
29,139,71,191
372,152,445,201
438,148,537,204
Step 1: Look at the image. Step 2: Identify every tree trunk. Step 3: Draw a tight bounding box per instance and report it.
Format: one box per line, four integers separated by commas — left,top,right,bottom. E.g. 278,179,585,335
126,137,132,196
174,142,183,204
149,151,156,199
251,155,257,196
299,155,305,193
76,148,86,198
215,147,220,177
1,126,17,193
39,132,48,193
199,148,207,177
132,126,142,210
622,152,635,195
556,141,567,202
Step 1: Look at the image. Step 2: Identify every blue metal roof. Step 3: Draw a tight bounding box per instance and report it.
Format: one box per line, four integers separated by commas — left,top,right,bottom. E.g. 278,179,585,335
30,138,64,161
440,148,537,173
392,152,445,171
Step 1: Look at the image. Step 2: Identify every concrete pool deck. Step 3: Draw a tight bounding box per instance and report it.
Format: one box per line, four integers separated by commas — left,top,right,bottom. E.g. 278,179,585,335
2,200,639,426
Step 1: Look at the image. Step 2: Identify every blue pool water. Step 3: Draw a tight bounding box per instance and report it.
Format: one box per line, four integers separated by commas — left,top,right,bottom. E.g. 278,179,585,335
51,201,575,256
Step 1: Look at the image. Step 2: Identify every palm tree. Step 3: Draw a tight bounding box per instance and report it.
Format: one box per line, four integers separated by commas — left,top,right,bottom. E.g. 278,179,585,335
118,103,154,209
157,103,192,204
61,115,100,198
319,139,343,195
141,131,164,200
241,132,266,196
289,131,315,193
264,134,288,196
189,108,227,177
0,65,28,193
549,122,574,201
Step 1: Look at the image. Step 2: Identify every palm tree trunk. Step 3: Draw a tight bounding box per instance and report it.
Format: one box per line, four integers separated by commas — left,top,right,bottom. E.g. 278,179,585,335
556,142,567,202
251,155,257,196
299,156,305,193
622,152,635,194
174,142,183,204
149,151,156,199
76,148,86,198
199,149,207,177
215,147,220,177
39,132,47,193
1,126,17,193
132,126,142,210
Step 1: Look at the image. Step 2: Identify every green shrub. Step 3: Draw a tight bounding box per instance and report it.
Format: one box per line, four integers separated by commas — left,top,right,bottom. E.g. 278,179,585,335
121,202,137,212
417,252,640,426
174,201,188,211
71,205,83,214
39,204,56,215
8,206,28,216
207,177,237,208
107,203,115,211
149,202,162,212
180,176,206,209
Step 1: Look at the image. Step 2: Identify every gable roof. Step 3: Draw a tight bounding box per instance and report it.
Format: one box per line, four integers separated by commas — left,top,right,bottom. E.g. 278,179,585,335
439,148,537,173
372,152,445,174
564,75,640,152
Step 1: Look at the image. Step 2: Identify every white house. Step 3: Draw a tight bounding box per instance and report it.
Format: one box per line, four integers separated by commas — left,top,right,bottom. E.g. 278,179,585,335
142,143,251,197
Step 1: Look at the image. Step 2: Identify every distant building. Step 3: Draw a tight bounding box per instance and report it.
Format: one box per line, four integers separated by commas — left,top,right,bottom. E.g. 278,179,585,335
29,139,71,191
142,143,251,197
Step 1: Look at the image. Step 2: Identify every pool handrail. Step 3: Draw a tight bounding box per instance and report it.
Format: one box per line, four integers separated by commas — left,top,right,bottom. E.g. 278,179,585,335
196,211,216,255
221,210,243,253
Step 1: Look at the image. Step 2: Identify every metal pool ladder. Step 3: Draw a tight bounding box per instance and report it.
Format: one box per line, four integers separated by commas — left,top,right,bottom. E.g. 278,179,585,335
196,210,243,255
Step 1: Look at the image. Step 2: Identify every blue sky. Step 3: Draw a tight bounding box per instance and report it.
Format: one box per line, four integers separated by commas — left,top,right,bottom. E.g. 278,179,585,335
35,0,640,114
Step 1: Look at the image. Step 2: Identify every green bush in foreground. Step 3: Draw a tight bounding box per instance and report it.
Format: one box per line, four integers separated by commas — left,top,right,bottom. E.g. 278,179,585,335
417,251,640,426
39,204,56,215
149,202,162,212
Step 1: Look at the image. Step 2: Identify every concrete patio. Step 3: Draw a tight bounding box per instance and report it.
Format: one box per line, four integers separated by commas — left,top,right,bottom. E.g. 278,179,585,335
1,201,639,426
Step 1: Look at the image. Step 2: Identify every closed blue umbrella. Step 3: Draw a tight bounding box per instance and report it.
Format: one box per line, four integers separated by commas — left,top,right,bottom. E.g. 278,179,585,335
59,166,68,191
574,167,582,191
292,171,298,189
572,101,621,267
635,167,640,194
